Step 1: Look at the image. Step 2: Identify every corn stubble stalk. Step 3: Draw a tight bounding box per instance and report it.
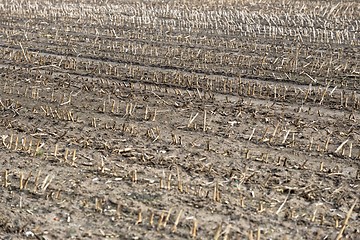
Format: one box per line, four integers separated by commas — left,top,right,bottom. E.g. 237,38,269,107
9,133,13,149
276,191,290,215
41,175,53,192
163,208,172,227
191,219,197,238
157,212,165,230
213,181,221,202
203,110,207,132
33,170,41,193
240,195,245,208
3,170,10,188
159,176,164,189
19,172,24,190
132,170,137,183
177,166,183,193
71,149,77,165
248,230,254,240
256,228,261,240
223,224,231,240
188,112,199,128
64,148,69,162
248,128,255,141
144,105,149,120
116,203,122,219
53,144,58,157
172,209,183,232
335,199,358,240
136,209,142,225
14,135,19,150
149,210,154,227
167,174,172,190
23,171,32,189
95,198,103,213
335,139,349,154
214,223,222,240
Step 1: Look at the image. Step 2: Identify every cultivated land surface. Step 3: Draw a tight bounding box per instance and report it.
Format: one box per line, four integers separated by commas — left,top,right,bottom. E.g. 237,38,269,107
0,0,359,239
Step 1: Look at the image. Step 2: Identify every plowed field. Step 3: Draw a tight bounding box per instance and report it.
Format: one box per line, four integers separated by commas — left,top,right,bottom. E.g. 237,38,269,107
0,0,359,239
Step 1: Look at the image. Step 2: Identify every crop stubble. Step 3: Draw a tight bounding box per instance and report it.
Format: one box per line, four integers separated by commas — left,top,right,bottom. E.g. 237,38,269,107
0,0,359,239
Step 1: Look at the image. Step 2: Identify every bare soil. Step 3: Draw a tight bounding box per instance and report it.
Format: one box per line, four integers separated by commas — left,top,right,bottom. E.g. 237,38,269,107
0,0,359,239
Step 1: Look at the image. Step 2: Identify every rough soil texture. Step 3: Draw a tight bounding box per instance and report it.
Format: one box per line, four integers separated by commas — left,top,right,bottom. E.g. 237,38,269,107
0,0,359,239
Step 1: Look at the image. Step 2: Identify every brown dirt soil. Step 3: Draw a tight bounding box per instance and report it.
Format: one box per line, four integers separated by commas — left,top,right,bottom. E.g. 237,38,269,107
0,0,359,239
